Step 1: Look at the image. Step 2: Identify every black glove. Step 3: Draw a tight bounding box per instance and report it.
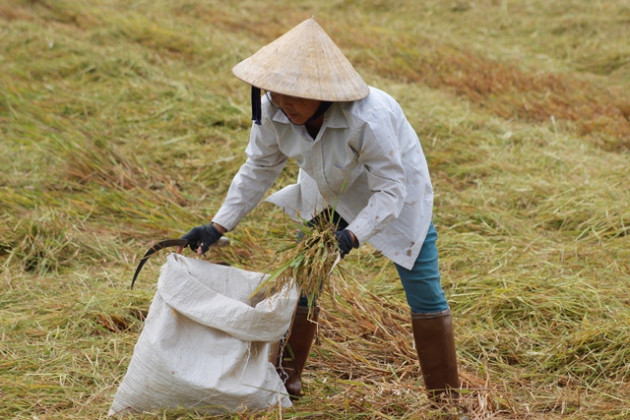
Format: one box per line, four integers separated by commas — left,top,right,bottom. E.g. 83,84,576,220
182,223,223,254
334,229,358,258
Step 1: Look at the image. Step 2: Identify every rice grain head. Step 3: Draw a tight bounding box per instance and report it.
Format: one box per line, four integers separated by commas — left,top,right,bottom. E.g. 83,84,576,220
257,217,342,318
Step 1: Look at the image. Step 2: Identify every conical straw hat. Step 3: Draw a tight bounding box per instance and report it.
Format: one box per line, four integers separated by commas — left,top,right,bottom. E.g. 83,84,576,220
232,18,369,102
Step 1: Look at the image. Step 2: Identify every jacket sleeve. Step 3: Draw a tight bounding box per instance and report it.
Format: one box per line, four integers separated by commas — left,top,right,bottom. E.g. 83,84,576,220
212,123,288,231
345,117,407,245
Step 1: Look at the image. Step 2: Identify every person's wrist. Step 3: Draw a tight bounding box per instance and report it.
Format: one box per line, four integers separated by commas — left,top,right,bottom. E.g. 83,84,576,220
211,222,227,234
347,230,358,248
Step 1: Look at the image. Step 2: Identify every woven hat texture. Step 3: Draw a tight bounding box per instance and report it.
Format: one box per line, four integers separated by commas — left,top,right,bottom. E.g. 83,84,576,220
233,18,369,101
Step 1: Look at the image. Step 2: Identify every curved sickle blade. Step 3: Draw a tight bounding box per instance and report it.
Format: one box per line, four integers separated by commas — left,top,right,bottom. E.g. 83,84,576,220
131,239,188,289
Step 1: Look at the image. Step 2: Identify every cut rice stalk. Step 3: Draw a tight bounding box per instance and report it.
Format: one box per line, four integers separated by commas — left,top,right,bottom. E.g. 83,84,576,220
256,220,342,317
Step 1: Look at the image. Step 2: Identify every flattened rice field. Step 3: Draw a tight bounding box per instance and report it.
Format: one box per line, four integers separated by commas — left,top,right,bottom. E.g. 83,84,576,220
1,1,629,418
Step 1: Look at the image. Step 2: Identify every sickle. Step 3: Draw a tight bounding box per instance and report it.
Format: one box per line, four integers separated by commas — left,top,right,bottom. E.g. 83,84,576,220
130,239,189,289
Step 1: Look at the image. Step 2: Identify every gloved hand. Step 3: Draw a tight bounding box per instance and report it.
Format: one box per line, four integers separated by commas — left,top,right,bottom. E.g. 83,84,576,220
182,223,223,254
334,229,358,258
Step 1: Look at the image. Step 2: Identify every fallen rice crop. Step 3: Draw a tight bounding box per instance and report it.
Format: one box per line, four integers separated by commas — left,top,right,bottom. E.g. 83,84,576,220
257,217,342,314
1,0,629,419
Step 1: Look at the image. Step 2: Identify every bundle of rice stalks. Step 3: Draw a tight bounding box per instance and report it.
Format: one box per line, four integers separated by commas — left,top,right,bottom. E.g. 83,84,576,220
258,217,342,314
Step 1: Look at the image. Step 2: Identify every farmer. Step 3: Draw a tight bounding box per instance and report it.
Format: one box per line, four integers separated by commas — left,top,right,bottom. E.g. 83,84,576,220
182,18,461,404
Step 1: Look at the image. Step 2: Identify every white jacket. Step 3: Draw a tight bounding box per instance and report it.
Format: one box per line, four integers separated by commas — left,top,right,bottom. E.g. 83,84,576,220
213,87,434,270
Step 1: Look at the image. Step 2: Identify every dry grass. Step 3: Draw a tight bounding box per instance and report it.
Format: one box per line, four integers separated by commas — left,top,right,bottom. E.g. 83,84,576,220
352,22,630,152
1,0,629,419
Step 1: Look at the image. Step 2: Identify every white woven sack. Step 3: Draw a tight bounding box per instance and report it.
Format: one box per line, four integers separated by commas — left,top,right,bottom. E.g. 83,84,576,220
108,253,298,416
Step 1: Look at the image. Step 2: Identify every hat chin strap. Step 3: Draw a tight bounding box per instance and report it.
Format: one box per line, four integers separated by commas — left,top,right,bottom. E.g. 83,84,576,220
252,87,262,125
